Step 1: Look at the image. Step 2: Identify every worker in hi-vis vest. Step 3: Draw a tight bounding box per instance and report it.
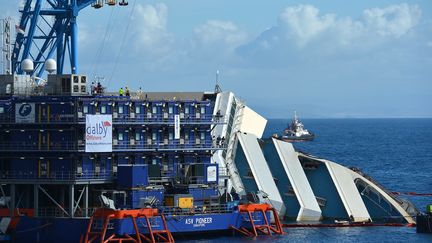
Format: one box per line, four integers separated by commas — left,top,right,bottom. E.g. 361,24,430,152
119,87,124,96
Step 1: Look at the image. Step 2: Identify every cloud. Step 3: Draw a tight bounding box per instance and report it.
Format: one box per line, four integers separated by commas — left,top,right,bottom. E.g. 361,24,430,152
78,23,90,44
242,3,421,52
193,20,248,50
278,5,337,47
133,3,173,54
363,4,421,38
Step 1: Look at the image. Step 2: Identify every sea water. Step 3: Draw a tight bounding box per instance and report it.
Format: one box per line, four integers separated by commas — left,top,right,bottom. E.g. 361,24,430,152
184,118,432,242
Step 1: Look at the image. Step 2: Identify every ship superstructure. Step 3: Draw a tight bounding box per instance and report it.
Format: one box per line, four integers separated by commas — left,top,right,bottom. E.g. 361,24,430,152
0,73,257,242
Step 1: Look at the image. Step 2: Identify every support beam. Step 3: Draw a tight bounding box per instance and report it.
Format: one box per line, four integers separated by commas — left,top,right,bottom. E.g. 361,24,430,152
34,184,39,217
26,186,31,208
38,185,69,217
16,191,24,208
11,0,119,77
21,0,43,66
73,186,86,215
60,186,65,206
70,18,78,74
11,0,33,73
69,184,74,218
56,18,64,74
84,185,89,217
0,185,9,209
10,184,15,216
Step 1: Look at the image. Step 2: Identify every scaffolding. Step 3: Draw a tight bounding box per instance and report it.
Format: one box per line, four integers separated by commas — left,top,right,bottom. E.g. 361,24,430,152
1,17,13,75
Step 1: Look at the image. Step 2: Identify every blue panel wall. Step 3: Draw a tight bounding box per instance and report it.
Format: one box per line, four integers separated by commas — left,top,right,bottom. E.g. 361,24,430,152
234,144,259,193
263,141,300,219
188,187,218,205
82,155,93,172
117,165,148,188
301,158,348,220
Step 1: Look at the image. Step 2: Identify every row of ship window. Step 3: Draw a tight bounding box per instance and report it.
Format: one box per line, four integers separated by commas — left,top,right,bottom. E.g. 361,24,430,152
0,108,205,115
82,105,208,115
0,101,213,118
116,131,207,141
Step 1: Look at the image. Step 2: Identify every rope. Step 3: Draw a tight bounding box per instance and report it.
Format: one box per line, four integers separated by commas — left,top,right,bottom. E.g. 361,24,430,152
282,222,407,228
107,0,137,89
90,7,116,80
15,223,52,234
391,192,432,196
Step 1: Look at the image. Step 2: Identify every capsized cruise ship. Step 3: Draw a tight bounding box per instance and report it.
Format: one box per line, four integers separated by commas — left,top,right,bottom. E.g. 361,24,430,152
0,72,418,242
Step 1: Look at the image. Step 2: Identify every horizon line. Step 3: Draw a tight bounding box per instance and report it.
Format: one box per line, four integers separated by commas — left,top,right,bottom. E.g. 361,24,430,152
268,117,432,119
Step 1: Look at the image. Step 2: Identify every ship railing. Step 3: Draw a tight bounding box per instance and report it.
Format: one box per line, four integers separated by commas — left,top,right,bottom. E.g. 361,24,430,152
0,114,76,124
0,170,115,181
77,113,227,124
0,116,13,123
147,177,212,185
148,165,227,184
0,141,227,152
78,141,225,150
0,141,77,151
185,176,206,184
37,207,99,218
159,204,232,216
352,169,419,215
0,113,227,124
108,113,214,122
148,176,174,184
44,114,76,123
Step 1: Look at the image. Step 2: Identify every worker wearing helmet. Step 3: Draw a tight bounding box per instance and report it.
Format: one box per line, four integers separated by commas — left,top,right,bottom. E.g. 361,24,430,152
119,87,124,96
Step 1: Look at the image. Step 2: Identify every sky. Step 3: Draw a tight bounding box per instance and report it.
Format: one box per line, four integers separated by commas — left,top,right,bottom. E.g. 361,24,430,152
1,0,431,118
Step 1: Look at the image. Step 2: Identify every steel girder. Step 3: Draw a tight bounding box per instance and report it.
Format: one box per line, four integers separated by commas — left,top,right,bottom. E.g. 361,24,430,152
11,0,94,78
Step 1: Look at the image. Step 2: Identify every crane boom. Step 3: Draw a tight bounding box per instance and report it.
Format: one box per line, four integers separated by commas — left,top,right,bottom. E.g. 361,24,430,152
11,0,125,78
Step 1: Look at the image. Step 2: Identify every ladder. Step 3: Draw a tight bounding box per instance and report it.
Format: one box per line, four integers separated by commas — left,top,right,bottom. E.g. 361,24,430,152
223,100,246,196
81,208,174,243
230,204,284,237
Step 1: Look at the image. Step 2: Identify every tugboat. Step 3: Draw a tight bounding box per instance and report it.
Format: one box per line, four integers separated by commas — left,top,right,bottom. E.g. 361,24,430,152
280,111,314,141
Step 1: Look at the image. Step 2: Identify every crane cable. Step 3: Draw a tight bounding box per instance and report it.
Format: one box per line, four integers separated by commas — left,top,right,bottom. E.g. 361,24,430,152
391,191,432,196
90,6,116,80
107,0,137,89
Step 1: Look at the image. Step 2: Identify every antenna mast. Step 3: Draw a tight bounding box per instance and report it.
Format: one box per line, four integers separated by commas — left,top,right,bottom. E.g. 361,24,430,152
214,70,222,93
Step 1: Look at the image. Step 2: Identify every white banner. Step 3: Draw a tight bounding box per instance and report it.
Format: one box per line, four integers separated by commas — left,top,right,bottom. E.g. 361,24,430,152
15,103,35,123
206,165,217,182
85,114,112,152
174,114,180,139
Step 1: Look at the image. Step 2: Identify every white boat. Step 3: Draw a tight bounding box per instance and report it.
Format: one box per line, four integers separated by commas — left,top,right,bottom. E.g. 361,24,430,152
281,111,314,141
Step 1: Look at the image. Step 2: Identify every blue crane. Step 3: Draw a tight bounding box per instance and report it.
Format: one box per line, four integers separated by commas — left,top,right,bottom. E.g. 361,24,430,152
11,0,128,78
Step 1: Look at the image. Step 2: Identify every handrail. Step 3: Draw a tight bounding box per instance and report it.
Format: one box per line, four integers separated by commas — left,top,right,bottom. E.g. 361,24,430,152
0,141,77,151
0,141,227,151
0,170,115,181
79,113,227,124
80,141,226,150
38,207,99,218
0,113,227,124
159,204,233,216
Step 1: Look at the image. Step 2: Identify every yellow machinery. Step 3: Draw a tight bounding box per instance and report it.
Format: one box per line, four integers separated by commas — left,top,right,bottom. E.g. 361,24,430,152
165,194,194,209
